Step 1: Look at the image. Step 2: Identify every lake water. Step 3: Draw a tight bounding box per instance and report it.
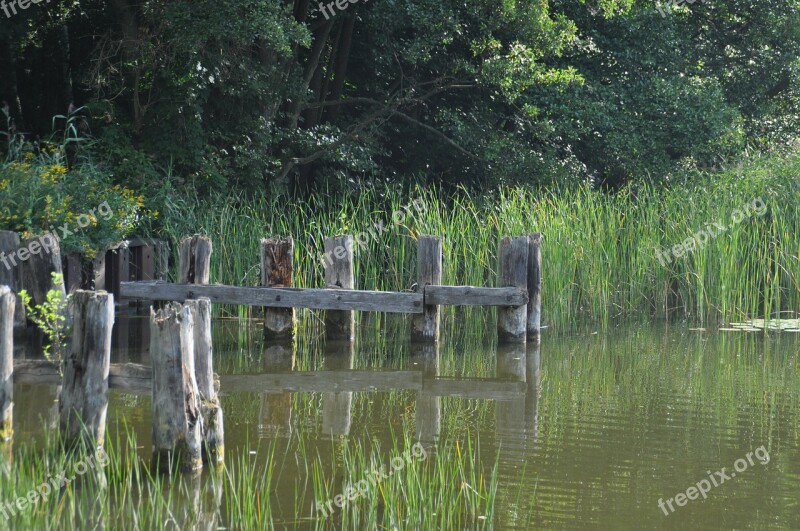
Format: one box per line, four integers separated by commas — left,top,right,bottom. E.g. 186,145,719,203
10,316,800,529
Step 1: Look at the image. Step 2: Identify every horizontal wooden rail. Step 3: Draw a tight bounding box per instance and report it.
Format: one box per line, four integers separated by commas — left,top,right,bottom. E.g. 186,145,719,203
120,281,528,312
120,281,424,314
14,360,526,399
424,286,527,306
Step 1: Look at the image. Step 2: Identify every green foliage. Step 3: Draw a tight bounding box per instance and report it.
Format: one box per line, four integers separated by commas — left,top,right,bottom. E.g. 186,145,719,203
0,151,153,258
19,273,70,369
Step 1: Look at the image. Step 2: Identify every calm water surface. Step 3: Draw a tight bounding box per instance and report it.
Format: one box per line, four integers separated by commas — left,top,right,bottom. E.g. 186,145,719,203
12,316,800,529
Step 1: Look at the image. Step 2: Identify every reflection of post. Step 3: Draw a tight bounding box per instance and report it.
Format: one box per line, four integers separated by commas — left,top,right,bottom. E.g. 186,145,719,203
185,471,222,531
411,343,440,444
525,341,541,441
321,340,354,437
112,314,130,363
259,343,295,437
495,343,526,440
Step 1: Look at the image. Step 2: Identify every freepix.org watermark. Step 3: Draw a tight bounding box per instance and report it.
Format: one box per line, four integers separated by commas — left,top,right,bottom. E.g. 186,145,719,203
1,0,50,19
0,201,113,271
658,445,770,516
318,197,428,270
0,447,109,520
315,442,427,519
654,197,766,267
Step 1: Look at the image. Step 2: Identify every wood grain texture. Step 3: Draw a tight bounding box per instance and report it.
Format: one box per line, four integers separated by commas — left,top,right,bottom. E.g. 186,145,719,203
497,236,529,344
59,290,114,447
0,286,13,441
120,281,424,313
423,286,527,306
261,237,295,339
411,236,442,342
150,302,203,473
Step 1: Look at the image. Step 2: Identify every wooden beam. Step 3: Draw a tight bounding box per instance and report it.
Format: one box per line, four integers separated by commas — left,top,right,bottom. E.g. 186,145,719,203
424,286,527,306
120,281,424,314
425,378,527,400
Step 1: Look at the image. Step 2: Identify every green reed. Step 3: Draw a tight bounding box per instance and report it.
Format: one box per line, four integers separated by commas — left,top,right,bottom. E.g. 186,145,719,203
153,153,800,332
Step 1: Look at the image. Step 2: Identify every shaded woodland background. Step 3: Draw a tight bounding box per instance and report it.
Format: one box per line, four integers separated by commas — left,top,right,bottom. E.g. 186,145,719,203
1,0,799,196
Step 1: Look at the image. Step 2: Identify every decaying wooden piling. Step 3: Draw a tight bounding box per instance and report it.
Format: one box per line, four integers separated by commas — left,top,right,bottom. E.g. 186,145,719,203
412,236,443,342
59,290,114,447
0,231,25,328
527,233,542,339
18,233,65,312
0,286,14,441
150,303,203,473
186,298,224,464
497,236,529,344
179,235,212,285
323,235,355,341
260,237,295,339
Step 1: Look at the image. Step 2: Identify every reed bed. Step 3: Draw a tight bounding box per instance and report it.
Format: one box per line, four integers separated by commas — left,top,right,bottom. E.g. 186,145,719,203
154,153,800,332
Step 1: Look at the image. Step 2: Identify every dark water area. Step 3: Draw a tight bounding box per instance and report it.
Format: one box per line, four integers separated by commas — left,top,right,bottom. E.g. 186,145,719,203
9,316,800,529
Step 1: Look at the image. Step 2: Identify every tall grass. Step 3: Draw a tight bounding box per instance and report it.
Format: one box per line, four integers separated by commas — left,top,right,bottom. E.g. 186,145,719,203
154,153,800,331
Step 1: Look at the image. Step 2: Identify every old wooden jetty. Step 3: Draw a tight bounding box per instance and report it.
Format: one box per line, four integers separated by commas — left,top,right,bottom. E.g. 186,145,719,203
0,232,543,470
120,233,543,343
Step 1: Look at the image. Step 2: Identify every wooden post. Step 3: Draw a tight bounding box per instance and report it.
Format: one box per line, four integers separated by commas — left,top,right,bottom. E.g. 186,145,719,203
497,236,529,344
0,231,25,329
150,302,203,473
412,236,442,342
0,286,14,442
64,253,83,294
111,247,131,305
59,290,114,447
179,236,212,285
93,249,107,291
323,235,355,341
21,233,64,308
260,237,295,340
186,298,224,464
527,233,542,340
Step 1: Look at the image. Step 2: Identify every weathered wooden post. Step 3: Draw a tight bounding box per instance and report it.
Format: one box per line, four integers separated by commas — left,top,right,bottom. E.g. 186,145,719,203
497,236,529,344
21,233,65,308
0,232,24,330
527,233,542,340
323,235,355,341
59,290,114,447
260,237,295,340
0,286,14,442
412,236,442,342
179,235,212,285
186,298,224,464
150,302,203,473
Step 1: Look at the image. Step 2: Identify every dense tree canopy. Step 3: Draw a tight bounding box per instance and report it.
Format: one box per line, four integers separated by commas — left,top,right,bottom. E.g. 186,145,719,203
1,0,798,194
